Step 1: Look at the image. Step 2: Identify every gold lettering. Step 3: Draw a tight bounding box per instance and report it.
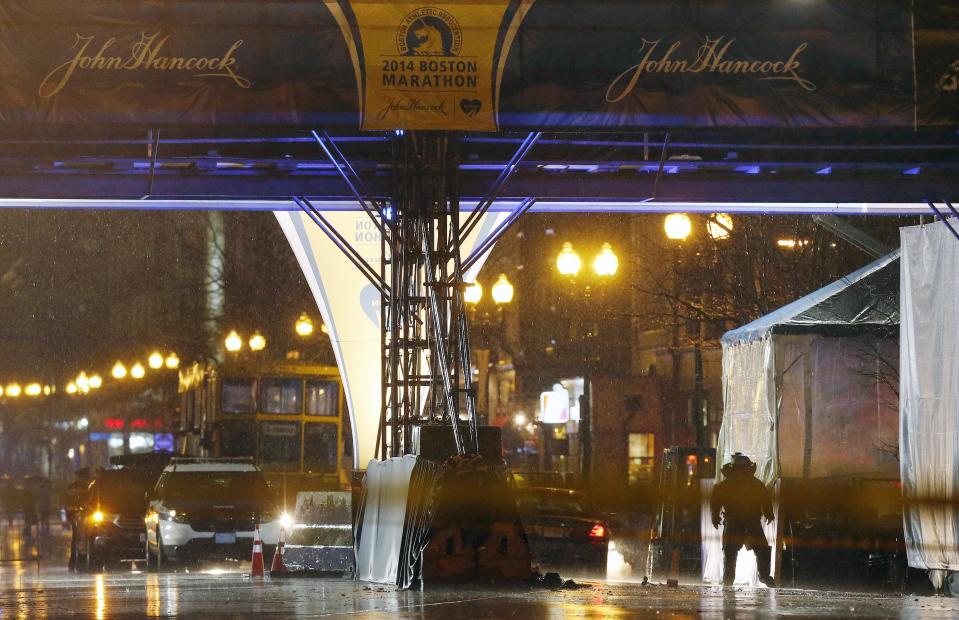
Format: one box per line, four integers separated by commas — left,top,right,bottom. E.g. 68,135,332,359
39,34,94,98
607,36,817,100
38,32,252,97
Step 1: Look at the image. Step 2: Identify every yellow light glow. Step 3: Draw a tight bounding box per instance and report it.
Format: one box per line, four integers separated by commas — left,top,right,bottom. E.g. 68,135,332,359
112,361,127,380
66,382,78,395
664,213,692,240
592,242,619,277
165,352,179,369
0,385,4,397
295,313,314,337
43,385,52,395
89,374,103,389
249,331,267,352
25,383,42,397
225,329,243,353
148,351,164,369
463,281,483,305
92,510,104,523
513,413,527,427
76,372,89,391
491,274,514,305
131,362,145,379
707,213,734,241
556,241,581,276
6,383,21,398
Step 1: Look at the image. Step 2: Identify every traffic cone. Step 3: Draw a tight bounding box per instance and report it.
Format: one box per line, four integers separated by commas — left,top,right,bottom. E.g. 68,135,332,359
270,527,287,575
250,524,265,577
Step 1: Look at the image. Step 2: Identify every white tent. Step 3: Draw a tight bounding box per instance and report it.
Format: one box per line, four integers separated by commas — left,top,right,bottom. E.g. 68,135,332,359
707,251,901,584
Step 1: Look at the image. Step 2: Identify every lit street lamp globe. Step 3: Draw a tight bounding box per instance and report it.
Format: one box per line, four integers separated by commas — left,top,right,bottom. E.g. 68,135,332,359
556,242,582,276
131,362,146,379
592,242,619,277
148,351,164,369
112,361,128,379
6,383,21,398
707,213,734,241
65,382,78,395
463,281,483,305
295,313,314,337
664,213,692,241
76,372,90,392
491,274,514,305
249,331,267,352
225,329,243,353
165,353,180,369
25,382,42,397
89,374,103,389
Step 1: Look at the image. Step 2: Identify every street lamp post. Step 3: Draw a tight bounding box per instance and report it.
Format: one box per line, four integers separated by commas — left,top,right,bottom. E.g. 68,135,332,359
556,241,618,484
464,274,513,427
663,213,732,454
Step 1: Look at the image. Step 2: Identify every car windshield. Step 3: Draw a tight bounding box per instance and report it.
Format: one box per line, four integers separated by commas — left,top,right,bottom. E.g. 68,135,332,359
162,471,272,503
96,474,149,511
516,491,592,516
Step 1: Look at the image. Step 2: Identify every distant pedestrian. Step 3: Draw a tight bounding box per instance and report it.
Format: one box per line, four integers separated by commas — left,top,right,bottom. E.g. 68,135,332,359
710,453,775,587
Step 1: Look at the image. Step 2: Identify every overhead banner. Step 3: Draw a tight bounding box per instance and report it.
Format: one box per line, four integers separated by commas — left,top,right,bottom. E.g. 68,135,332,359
0,1,956,129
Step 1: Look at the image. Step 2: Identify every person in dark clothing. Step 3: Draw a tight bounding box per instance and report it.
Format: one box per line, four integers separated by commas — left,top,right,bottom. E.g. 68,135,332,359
710,453,775,587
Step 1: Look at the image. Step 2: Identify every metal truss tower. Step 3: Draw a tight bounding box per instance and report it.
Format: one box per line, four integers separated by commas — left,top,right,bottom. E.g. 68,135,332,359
380,132,478,459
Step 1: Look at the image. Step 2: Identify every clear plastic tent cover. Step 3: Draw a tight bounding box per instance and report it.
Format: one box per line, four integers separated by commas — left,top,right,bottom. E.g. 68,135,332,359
722,251,900,345
900,221,959,571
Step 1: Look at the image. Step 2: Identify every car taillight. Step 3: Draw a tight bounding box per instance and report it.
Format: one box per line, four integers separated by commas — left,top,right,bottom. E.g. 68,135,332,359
589,523,607,540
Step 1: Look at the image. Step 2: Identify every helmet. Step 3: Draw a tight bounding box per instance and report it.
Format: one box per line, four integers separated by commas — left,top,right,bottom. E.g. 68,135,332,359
721,452,757,476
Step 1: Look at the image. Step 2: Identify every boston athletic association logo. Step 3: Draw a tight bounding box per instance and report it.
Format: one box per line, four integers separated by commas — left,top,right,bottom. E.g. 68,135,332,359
397,7,462,57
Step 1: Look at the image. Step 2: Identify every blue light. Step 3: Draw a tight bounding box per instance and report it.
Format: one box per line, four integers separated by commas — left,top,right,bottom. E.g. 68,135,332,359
816,167,832,175
903,167,921,176
154,433,175,452
394,129,405,137
383,205,394,220
735,165,761,175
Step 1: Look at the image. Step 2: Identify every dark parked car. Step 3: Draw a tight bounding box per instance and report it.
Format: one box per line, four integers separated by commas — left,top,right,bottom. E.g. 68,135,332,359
515,487,610,579
70,469,153,572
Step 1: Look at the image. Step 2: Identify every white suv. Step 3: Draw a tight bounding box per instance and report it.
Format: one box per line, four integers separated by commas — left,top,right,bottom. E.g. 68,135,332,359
145,458,291,568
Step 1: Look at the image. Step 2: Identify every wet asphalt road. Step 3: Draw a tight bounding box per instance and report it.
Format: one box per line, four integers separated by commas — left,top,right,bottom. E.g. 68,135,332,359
2,526,959,618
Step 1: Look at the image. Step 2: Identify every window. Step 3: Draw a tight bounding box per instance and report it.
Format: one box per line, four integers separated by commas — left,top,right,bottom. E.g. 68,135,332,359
258,421,301,471
222,379,256,414
259,378,302,414
306,381,339,416
304,423,339,473
628,432,655,484
218,421,256,457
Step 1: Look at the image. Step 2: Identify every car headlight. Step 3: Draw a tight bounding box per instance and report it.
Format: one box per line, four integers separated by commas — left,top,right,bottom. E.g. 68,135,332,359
158,509,189,524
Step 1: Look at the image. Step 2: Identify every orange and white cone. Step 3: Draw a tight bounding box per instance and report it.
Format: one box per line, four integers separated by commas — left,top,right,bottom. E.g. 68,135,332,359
250,524,265,578
270,527,287,575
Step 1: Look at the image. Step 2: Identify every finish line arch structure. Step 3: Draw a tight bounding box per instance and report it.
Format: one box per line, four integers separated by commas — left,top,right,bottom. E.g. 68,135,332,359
0,0,957,466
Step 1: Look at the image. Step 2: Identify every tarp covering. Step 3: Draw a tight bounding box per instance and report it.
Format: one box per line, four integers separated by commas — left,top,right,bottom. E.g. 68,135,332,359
900,220,959,571
0,1,956,129
717,337,779,485
355,456,441,586
722,251,900,345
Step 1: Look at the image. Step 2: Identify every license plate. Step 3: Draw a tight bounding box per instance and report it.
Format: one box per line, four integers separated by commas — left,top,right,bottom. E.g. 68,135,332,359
214,532,236,544
541,526,564,538
139,533,146,543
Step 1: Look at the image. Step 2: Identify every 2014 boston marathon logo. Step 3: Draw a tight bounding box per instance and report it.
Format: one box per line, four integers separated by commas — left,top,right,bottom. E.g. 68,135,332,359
379,7,481,120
